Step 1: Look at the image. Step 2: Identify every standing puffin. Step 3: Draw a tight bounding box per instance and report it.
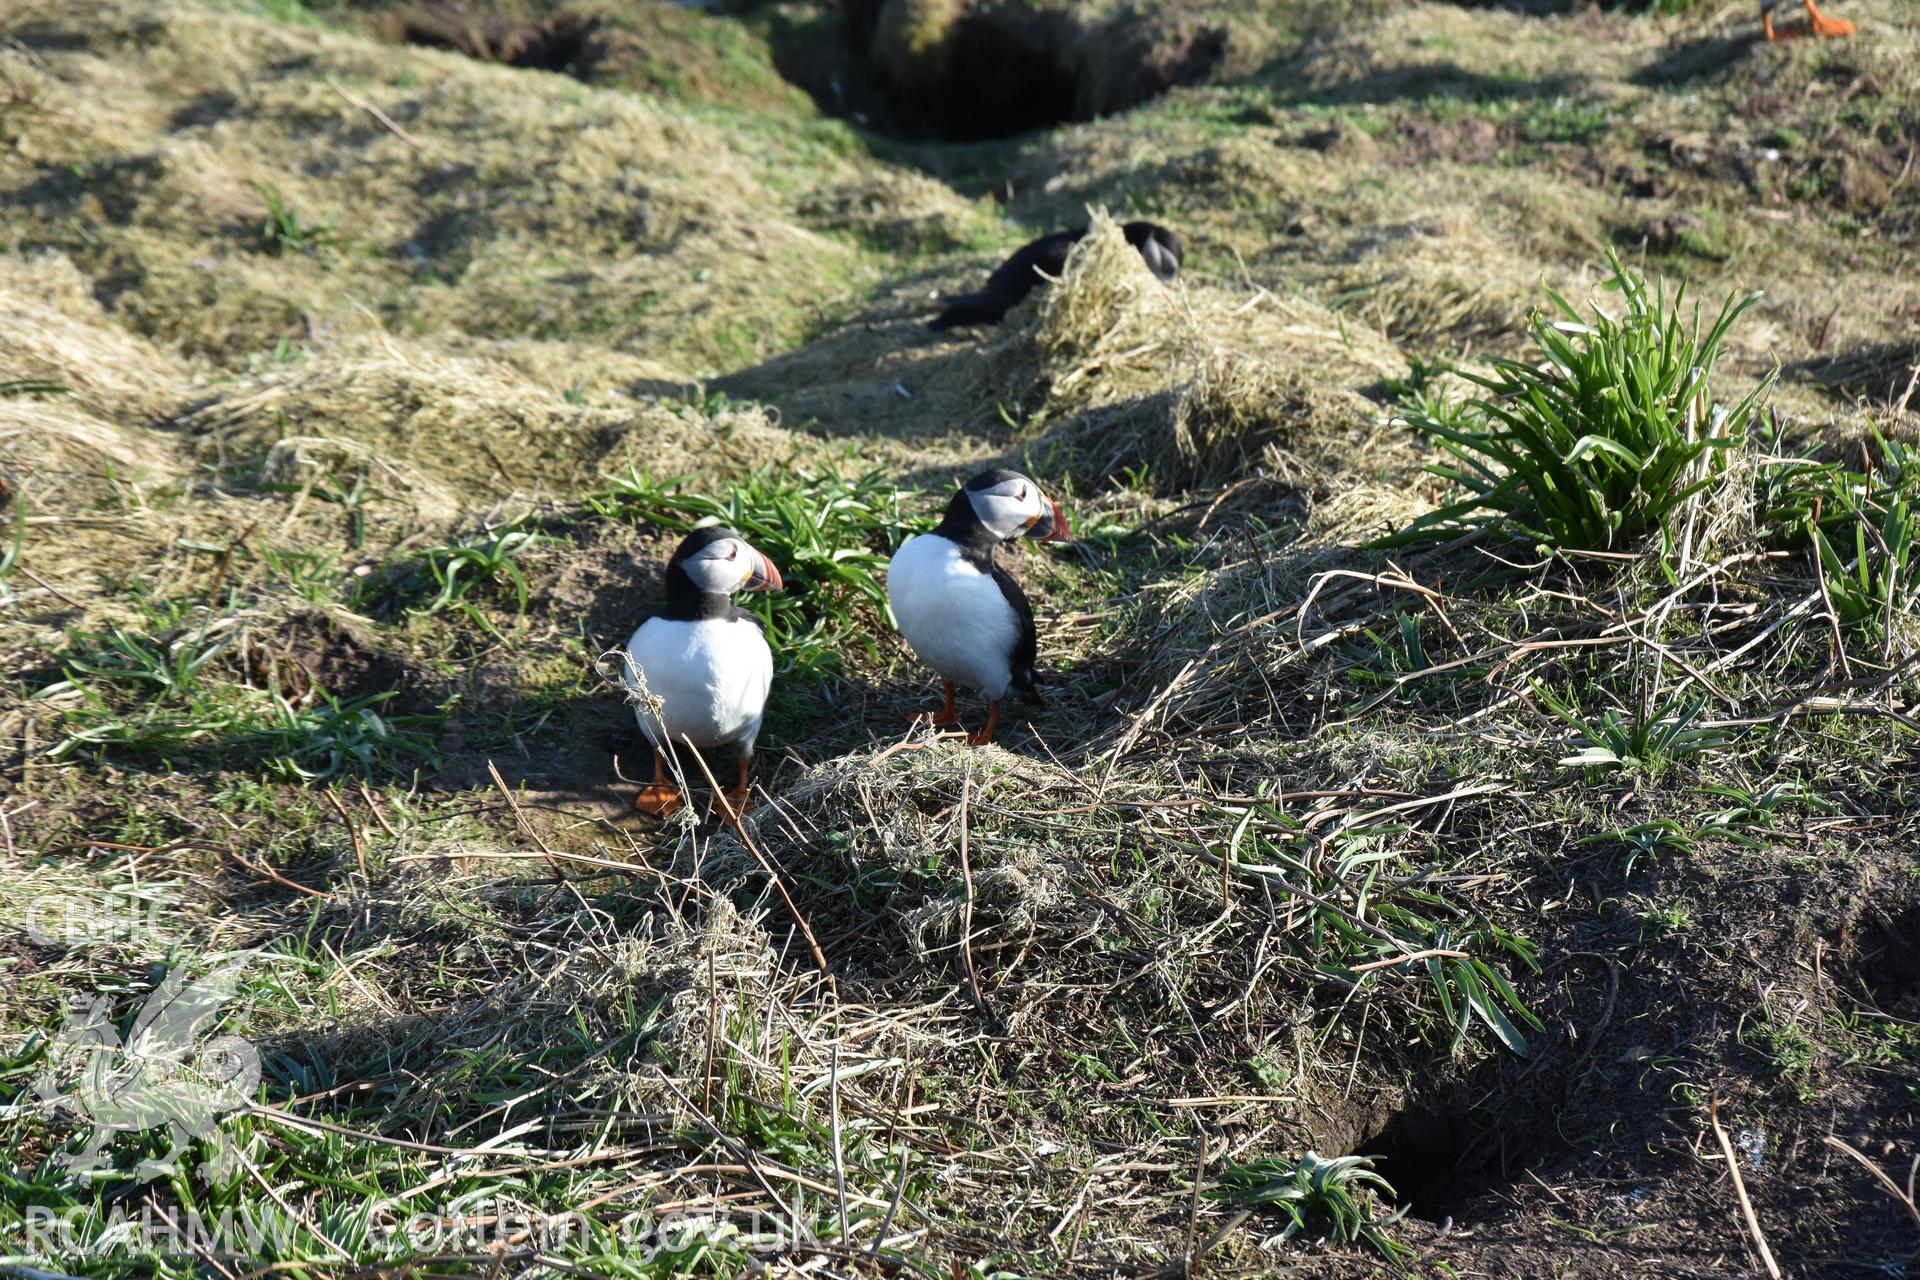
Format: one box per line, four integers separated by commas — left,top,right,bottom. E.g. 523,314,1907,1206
1762,0,1853,39
623,526,783,821
929,221,1183,331
887,470,1068,746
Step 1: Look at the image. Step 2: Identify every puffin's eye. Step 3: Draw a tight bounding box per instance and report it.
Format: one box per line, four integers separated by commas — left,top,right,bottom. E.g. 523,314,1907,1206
1017,485,1028,501
725,545,738,560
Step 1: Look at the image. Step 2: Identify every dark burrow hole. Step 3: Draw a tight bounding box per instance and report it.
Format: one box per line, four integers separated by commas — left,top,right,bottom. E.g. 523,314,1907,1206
364,2,598,75
770,1,1230,143
1352,1098,1541,1223
339,0,1228,144
226,611,440,717
1846,902,1920,1016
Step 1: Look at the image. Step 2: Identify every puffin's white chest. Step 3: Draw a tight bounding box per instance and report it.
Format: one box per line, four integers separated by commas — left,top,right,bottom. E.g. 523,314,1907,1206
623,615,773,752
887,534,1019,700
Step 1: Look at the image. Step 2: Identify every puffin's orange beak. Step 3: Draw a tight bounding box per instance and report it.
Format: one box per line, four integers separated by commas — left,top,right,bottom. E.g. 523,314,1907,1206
1033,496,1070,543
744,546,783,592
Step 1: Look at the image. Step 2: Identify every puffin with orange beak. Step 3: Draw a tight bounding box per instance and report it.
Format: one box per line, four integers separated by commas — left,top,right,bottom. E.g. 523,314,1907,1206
887,469,1068,747
623,525,783,822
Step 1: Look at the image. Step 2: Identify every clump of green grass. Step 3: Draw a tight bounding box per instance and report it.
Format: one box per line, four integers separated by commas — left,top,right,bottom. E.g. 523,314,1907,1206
1761,431,1919,646
587,465,930,679
1381,251,1772,555
382,524,546,636
35,619,436,778
1213,1150,1411,1262
253,180,338,258
1381,356,1478,435
1227,812,1543,1054
1534,682,1732,777
239,690,438,780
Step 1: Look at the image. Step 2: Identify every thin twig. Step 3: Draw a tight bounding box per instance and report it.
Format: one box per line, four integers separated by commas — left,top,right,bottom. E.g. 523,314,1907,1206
1822,1135,1920,1233
486,761,563,883
955,765,990,1021
1183,1128,1209,1271
323,787,367,880
871,1059,914,1258
1347,948,1470,973
829,1041,850,1247
325,75,424,149
15,565,81,606
358,780,400,838
225,848,328,899
702,950,719,1113
1708,1094,1782,1280
684,746,830,976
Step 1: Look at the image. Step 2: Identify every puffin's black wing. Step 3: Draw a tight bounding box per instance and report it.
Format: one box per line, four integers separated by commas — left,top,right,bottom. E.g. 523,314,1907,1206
990,564,1042,704
930,229,1087,331
982,229,1084,300
929,290,1015,331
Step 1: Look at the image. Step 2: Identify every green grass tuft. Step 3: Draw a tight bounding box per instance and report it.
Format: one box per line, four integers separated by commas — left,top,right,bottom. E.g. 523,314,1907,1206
1762,431,1920,646
1213,1150,1412,1262
35,619,437,778
1534,682,1733,777
252,181,338,258
1381,251,1772,555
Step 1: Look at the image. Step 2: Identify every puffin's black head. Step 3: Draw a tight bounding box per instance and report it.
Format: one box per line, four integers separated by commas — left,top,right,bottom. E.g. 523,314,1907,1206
1122,221,1183,283
942,469,1070,545
666,525,784,596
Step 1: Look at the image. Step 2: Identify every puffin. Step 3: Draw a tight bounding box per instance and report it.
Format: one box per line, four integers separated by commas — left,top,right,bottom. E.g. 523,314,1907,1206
928,221,1183,331
622,526,783,822
1763,0,1853,39
887,469,1069,746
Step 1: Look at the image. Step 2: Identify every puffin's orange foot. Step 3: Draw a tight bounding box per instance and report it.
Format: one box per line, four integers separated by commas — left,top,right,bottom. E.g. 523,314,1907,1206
634,784,684,817
965,702,1001,749
921,680,962,727
1811,13,1853,37
712,788,753,826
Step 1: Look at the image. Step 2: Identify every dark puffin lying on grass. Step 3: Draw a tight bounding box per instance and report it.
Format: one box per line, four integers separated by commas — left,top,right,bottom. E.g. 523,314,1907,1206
622,526,783,824
1762,0,1853,40
887,469,1069,746
928,220,1183,331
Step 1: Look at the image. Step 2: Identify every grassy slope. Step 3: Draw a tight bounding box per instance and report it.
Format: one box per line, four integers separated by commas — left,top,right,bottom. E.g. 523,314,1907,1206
1,0,1917,1276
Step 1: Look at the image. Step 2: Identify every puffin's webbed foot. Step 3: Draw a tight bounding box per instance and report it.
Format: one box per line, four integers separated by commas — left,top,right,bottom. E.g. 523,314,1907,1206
635,749,684,816
1768,1,1854,39
1805,0,1853,36
634,783,684,817
918,680,962,728
965,703,1001,749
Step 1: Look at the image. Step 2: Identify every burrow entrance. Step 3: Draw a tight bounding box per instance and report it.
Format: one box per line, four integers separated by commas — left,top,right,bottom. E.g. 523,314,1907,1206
1844,901,1920,1018
796,0,1231,142
343,0,1233,144
359,3,599,76
1351,1094,1544,1223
